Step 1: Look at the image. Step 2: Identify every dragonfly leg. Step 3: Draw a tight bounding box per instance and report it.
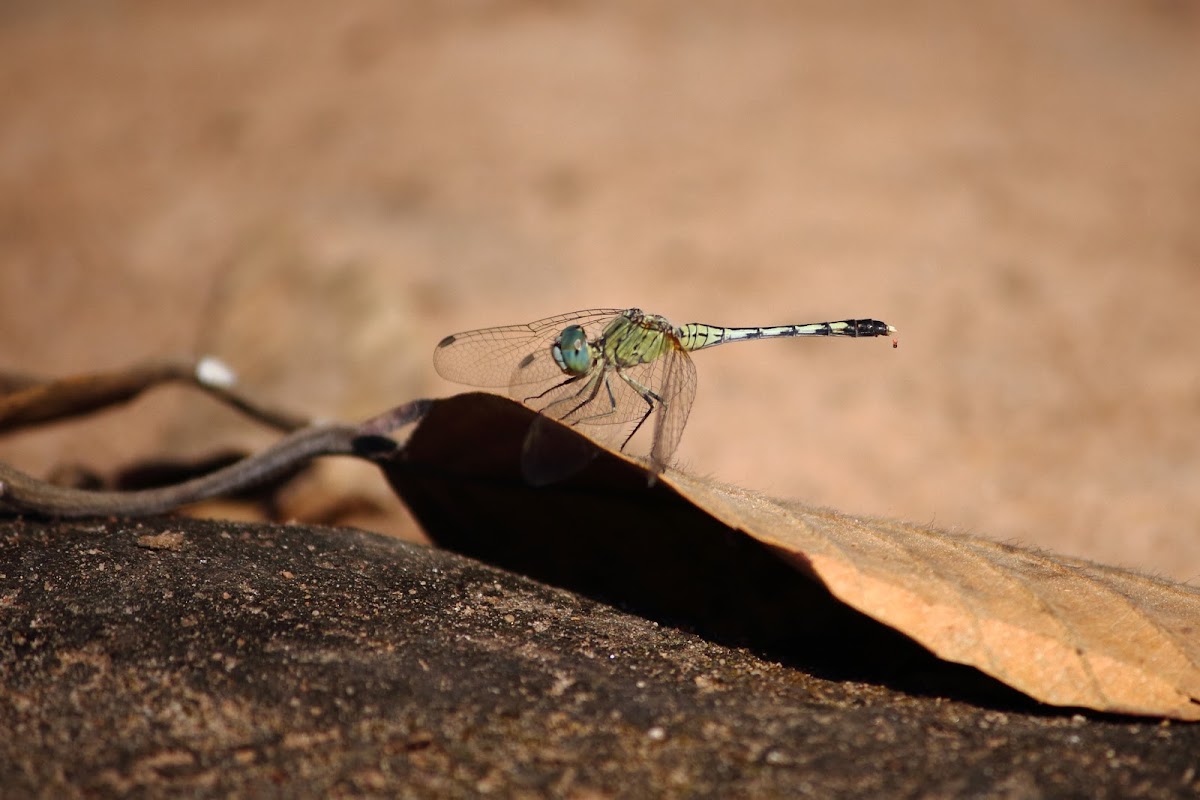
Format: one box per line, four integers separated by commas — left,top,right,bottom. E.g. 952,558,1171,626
615,370,664,450
561,370,619,425
523,372,584,404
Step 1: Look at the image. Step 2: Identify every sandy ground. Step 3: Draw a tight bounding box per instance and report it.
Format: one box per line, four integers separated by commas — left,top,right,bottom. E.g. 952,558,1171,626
2,1,1198,579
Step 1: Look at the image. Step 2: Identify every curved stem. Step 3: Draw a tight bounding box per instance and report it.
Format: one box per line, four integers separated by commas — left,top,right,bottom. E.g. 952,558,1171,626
0,357,309,435
0,396,433,519
0,424,362,518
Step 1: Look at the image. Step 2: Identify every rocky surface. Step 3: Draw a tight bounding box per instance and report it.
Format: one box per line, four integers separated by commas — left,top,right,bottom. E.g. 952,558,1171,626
2,516,1196,798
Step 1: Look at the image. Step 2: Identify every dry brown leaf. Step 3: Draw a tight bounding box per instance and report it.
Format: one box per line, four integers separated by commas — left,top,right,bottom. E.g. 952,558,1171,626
664,472,1200,721
381,393,1200,721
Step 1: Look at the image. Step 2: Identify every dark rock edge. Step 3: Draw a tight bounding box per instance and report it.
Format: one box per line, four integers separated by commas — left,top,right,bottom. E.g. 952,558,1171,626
1,517,1196,798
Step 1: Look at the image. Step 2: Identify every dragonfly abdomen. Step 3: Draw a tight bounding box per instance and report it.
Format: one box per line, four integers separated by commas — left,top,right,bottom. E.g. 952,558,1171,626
678,319,894,351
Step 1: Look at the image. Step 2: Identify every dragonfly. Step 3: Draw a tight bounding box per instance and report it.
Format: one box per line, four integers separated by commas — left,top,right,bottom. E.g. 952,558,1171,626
433,308,896,482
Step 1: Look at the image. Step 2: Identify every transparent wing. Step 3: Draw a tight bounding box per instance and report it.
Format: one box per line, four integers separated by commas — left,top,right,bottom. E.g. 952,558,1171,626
534,352,665,420
648,343,698,471
433,309,625,389
533,345,698,465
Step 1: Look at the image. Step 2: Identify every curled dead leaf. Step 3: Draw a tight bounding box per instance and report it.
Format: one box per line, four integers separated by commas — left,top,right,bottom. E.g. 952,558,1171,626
668,473,1200,721
379,392,1200,721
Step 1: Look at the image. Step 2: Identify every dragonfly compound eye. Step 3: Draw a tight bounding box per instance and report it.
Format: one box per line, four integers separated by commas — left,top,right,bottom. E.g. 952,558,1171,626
551,325,592,376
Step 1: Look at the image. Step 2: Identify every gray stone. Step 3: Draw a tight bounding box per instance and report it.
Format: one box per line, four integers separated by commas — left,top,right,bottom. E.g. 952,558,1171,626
1,517,1196,798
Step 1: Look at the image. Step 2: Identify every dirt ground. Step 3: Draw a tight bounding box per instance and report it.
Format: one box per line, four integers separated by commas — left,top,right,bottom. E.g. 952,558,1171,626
2,1,1198,580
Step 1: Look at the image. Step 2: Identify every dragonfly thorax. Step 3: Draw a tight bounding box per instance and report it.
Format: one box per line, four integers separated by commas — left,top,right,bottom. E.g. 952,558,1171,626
551,325,594,376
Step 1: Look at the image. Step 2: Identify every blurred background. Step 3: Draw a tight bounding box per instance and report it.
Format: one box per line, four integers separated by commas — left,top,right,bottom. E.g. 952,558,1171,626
2,1,1198,579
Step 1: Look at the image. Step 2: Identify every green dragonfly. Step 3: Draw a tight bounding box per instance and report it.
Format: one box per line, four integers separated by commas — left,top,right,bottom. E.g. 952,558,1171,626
434,308,896,481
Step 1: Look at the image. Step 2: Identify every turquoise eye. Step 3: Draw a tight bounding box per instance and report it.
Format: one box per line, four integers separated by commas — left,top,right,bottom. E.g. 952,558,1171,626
551,325,592,376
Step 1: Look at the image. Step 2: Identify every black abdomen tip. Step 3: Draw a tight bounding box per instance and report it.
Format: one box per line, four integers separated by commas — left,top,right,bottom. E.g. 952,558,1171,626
855,319,891,337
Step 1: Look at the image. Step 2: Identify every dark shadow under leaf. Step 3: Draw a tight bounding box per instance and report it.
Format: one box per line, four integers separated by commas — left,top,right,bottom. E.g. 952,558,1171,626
375,392,1034,710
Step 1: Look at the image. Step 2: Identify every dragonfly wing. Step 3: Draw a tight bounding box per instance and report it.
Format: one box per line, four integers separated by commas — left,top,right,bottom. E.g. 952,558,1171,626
533,349,695,464
537,357,667,426
649,345,698,471
433,323,554,387
519,413,601,486
433,309,624,388
503,309,628,394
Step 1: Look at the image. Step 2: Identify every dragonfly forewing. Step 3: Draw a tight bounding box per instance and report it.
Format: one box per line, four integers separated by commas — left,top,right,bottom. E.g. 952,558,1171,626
433,309,623,388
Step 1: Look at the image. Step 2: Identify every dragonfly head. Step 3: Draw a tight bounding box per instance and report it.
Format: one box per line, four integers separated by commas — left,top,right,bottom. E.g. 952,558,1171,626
551,325,593,376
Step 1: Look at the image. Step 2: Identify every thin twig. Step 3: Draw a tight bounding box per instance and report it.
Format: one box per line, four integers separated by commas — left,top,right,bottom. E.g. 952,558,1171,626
0,399,433,518
0,357,309,435
0,424,360,517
